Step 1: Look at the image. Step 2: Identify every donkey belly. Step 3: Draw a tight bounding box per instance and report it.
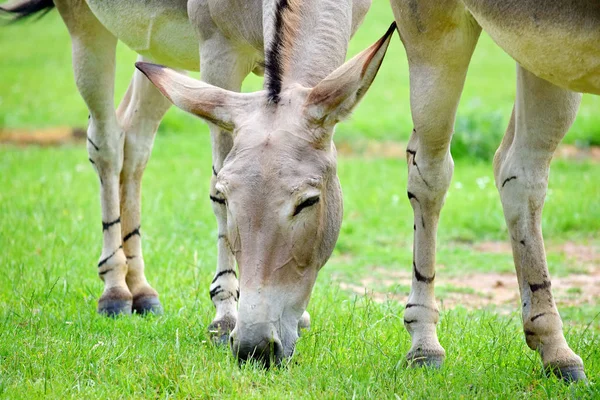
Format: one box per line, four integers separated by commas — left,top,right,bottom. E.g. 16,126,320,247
464,0,600,94
86,0,200,71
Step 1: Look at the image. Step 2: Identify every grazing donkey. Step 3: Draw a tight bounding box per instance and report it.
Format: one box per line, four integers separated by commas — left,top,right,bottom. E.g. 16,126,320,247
2,0,395,365
390,0,598,382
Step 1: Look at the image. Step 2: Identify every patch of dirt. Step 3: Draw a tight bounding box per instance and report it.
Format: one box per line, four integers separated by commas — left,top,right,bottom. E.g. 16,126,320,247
556,144,600,162
0,127,86,146
336,242,600,311
336,140,600,162
336,140,406,159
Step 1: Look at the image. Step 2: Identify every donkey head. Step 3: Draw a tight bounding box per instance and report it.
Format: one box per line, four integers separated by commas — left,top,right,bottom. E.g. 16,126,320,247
136,23,395,366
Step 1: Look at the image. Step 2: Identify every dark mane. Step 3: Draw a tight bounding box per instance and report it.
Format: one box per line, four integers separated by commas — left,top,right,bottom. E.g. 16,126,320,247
264,0,292,104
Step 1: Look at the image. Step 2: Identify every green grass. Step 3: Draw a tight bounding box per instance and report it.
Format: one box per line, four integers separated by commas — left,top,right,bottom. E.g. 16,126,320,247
1,2,599,398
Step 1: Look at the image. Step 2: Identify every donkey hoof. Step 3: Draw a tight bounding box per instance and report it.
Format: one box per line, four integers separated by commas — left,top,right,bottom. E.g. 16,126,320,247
97,288,133,316
297,311,311,335
406,350,445,369
546,365,588,384
208,315,236,346
132,294,163,315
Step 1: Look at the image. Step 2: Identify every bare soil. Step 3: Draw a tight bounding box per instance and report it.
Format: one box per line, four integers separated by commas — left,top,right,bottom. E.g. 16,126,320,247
0,127,85,146
336,241,600,311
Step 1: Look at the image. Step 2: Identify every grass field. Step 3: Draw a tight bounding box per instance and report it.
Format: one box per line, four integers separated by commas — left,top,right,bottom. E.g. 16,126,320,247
1,2,599,399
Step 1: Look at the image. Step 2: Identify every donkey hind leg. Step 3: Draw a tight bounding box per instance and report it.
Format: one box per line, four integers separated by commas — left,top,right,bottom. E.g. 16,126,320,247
55,1,130,315
198,34,253,344
494,65,585,382
392,0,481,367
118,56,172,314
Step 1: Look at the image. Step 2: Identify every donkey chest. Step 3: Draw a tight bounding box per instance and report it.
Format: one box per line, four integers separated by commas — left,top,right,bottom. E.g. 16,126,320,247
85,0,200,71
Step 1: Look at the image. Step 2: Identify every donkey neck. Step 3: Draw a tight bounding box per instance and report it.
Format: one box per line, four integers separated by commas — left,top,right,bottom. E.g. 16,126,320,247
263,0,353,101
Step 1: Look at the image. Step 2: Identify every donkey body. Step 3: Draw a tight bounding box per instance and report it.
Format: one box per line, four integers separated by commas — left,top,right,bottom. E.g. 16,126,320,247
3,0,394,365
390,0,598,382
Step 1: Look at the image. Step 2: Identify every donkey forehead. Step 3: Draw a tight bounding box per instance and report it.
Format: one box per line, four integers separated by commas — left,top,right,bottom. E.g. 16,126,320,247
220,131,333,189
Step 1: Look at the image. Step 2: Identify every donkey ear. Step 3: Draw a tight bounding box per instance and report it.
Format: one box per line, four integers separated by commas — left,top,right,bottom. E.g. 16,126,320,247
135,62,255,131
304,22,396,126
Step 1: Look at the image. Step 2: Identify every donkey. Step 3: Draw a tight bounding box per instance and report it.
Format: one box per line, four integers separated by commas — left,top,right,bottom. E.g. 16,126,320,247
2,0,396,365
390,0,598,382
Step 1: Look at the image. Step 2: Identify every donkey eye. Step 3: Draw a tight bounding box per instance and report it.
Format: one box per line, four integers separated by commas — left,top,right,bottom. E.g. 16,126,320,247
293,196,320,216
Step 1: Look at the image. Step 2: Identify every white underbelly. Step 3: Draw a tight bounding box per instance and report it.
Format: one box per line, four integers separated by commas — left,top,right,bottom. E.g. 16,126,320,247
86,0,200,71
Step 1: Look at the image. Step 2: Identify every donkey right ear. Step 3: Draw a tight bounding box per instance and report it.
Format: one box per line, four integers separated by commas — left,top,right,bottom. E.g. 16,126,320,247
303,22,396,128
136,62,258,131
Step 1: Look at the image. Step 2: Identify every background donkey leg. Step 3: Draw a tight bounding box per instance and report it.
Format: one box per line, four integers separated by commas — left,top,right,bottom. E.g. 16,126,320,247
391,0,481,366
493,65,585,382
118,56,172,314
55,1,130,315
197,33,254,343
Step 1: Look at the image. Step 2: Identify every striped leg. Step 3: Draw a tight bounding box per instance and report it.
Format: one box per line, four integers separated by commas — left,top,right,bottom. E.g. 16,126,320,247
392,0,481,367
56,1,130,315
118,57,171,314
494,65,585,382
197,33,253,343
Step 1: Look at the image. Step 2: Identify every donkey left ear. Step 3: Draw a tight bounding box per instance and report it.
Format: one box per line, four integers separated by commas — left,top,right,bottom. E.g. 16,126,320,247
304,22,396,126
135,62,258,131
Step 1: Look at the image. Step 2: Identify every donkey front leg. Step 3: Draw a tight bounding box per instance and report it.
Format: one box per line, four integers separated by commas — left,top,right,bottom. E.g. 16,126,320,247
494,65,585,382
196,33,253,343
119,57,172,314
56,1,130,315
391,0,481,367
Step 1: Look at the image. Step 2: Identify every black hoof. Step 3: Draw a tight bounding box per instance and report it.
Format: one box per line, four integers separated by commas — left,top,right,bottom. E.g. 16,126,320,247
546,365,588,384
406,353,445,369
208,315,236,346
132,295,163,315
97,298,132,317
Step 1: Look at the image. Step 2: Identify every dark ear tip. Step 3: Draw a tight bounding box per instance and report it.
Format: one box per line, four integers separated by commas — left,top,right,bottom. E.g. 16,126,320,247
134,61,146,71
384,21,397,39
135,61,167,77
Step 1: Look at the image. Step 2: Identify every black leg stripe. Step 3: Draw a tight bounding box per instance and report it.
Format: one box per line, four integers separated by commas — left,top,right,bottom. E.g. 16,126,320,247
530,280,551,292
413,261,435,284
412,160,432,189
404,319,417,324
210,195,226,205
530,312,548,322
88,158,96,165
407,192,418,201
123,226,141,242
87,137,99,151
126,255,136,260
99,268,112,276
236,288,240,300
211,269,237,284
210,286,223,298
102,217,121,231
524,330,535,336
212,165,218,176
502,176,517,188
218,234,227,240
98,245,123,267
